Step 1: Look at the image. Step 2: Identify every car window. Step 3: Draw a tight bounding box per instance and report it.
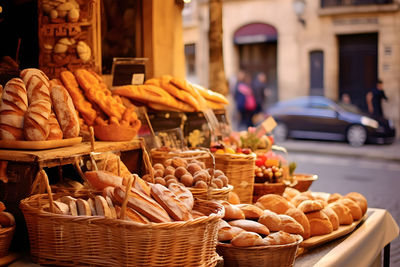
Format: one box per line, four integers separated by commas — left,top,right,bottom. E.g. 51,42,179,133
277,98,308,108
309,102,333,110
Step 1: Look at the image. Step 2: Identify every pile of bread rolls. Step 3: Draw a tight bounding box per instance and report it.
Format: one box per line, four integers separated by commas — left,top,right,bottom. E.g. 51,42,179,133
47,169,208,223
59,69,141,137
142,157,230,190
113,75,229,112
0,68,80,141
217,188,368,247
0,201,15,229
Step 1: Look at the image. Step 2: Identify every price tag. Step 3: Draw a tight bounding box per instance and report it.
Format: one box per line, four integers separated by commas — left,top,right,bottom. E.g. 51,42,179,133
261,116,277,133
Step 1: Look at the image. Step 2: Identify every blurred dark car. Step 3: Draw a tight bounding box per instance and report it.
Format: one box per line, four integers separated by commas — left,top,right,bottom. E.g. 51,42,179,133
267,96,396,146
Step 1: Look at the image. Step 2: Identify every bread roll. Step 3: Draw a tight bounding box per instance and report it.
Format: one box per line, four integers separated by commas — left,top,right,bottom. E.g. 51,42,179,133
263,231,298,246
306,210,333,236
297,200,324,213
0,78,28,140
345,192,368,215
23,99,52,141
76,199,91,216
285,208,311,240
219,201,245,220
256,194,292,214
283,187,301,201
290,194,311,207
278,215,304,236
228,219,270,236
328,193,342,203
258,209,281,232
95,196,111,218
0,212,15,227
228,192,241,204
322,206,339,230
47,111,63,140
114,186,172,223
231,231,266,247
50,84,80,138
328,202,353,225
150,183,192,221
237,204,264,220
337,198,362,220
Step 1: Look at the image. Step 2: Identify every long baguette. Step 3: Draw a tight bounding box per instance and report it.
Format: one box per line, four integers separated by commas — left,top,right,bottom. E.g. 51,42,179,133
113,186,172,223
85,170,124,190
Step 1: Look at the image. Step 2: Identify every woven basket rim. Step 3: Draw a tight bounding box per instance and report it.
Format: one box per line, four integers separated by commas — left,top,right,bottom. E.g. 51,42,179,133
0,225,15,235
189,184,233,193
217,235,303,250
20,194,224,229
214,152,256,160
292,173,318,181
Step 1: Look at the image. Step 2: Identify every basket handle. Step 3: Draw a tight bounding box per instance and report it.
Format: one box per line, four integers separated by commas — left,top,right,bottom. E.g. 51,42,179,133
120,174,135,220
140,138,155,183
30,169,55,213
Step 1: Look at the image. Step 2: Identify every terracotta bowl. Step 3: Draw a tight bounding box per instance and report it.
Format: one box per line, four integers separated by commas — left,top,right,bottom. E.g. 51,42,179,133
93,124,138,141
291,173,318,192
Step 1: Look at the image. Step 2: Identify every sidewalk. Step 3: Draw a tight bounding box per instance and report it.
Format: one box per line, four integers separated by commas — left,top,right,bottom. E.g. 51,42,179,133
277,139,400,162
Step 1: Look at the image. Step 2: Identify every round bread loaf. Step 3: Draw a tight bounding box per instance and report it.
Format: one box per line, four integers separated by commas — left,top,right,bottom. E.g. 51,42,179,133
256,194,293,214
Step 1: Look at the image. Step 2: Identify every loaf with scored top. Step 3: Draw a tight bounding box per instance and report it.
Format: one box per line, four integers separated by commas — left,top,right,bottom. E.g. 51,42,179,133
23,99,52,141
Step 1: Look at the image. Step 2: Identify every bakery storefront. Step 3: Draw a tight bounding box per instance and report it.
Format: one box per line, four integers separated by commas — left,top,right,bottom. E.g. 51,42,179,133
0,0,398,266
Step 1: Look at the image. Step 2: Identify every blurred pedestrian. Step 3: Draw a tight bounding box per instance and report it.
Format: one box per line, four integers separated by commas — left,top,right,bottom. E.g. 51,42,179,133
251,72,268,113
366,79,388,118
234,70,257,129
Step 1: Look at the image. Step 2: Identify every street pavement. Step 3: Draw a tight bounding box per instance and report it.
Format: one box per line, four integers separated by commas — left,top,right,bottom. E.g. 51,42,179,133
276,139,400,162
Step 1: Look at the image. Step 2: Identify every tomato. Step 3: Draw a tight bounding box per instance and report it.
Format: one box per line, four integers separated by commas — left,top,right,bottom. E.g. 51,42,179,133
255,158,264,167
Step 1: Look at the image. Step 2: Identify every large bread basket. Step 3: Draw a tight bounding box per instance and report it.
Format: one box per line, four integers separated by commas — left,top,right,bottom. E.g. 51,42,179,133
20,170,224,267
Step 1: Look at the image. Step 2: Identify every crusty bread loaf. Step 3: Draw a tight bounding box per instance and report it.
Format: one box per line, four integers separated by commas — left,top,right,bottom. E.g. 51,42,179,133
278,215,305,236
322,206,339,230
306,210,333,237
231,231,266,247
228,219,270,236
297,200,324,213
160,75,200,111
0,78,28,140
50,84,80,138
219,225,245,242
345,192,368,215
114,186,172,223
228,191,241,205
60,70,97,125
256,194,293,214
168,183,194,210
258,209,281,232
219,201,245,220
20,68,50,104
285,208,311,240
23,99,52,141
47,111,63,140
20,68,50,89
150,184,192,221
237,204,264,220
337,198,362,220
85,170,124,190
290,194,313,207
328,202,353,225
263,231,298,246
115,205,149,223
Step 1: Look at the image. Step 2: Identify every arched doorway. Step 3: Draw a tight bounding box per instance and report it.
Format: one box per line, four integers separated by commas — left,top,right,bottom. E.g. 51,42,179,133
234,23,278,110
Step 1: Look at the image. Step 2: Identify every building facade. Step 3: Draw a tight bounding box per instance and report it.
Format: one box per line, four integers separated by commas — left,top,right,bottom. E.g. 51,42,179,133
183,0,400,136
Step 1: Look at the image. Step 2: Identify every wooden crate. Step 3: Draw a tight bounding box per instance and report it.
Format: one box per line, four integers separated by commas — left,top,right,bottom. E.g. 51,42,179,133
37,0,101,78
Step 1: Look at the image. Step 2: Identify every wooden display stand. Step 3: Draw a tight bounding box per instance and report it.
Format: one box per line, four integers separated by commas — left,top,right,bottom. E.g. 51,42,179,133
0,139,145,252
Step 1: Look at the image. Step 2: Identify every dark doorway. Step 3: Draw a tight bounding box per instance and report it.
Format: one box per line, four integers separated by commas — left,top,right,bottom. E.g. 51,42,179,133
238,42,278,109
339,33,378,112
310,50,324,96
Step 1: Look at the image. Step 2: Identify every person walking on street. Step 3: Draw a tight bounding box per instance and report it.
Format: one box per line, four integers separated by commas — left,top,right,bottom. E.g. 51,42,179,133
366,80,388,118
234,71,257,129
251,72,268,113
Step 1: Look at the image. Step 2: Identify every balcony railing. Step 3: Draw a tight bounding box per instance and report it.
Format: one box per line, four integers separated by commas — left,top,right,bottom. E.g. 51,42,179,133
321,0,393,8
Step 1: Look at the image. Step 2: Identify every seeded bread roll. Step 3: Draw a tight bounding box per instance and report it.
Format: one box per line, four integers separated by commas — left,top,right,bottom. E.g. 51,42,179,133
23,99,52,141
0,78,28,140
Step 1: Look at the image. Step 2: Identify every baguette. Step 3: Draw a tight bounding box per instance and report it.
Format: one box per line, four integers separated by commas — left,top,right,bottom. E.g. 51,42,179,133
115,205,149,223
168,183,194,210
114,186,172,223
189,82,229,104
23,99,52,141
150,184,192,221
60,70,97,125
50,84,80,138
0,78,28,140
160,75,200,111
85,170,124,190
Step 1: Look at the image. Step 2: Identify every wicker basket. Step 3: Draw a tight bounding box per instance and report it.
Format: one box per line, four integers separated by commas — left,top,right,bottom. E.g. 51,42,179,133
150,149,213,168
0,225,15,258
189,185,233,201
252,183,286,203
20,171,224,267
290,173,318,192
216,235,303,267
214,153,256,204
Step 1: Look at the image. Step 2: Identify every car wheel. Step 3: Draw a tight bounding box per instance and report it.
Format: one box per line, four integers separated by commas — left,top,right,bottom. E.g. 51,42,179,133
346,124,367,147
273,123,288,142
